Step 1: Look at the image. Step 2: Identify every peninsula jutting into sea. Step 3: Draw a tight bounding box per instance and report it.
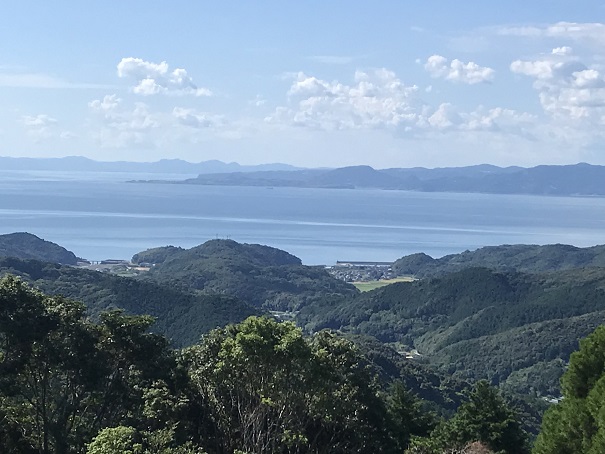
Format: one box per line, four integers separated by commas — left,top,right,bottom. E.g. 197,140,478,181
2,156,602,196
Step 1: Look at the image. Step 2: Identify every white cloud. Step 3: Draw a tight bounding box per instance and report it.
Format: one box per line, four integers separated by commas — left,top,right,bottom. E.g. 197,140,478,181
424,55,495,84
172,107,223,129
88,94,121,114
20,114,75,141
428,103,460,129
268,69,425,131
22,114,57,127
117,57,212,97
87,95,233,149
462,107,536,134
572,69,604,88
498,22,605,46
510,47,605,123
510,48,586,81
267,68,538,142
88,95,162,148
249,95,267,107
552,46,573,56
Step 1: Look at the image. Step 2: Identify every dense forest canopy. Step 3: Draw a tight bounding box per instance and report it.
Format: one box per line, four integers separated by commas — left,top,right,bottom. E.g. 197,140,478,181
1,233,605,452
0,277,531,453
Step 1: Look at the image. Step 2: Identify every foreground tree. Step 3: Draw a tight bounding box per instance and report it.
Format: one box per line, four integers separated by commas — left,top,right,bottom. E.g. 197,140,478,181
409,381,528,454
183,316,393,453
534,325,605,453
0,277,180,454
387,380,437,451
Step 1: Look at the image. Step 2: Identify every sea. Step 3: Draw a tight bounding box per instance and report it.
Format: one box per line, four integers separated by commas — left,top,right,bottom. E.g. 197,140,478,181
0,170,604,265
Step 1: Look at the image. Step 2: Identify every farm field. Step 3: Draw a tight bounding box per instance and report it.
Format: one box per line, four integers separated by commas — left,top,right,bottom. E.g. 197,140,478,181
352,276,415,292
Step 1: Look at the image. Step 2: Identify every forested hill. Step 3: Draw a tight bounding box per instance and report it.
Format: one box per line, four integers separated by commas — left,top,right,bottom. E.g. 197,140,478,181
0,232,80,265
135,239,358,310
393,243,605,278
0,257,257,346
165,162,605,196
297,266,605,396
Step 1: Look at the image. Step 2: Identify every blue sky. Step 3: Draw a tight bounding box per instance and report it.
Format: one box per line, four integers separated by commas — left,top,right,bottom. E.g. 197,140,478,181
2,1,605,168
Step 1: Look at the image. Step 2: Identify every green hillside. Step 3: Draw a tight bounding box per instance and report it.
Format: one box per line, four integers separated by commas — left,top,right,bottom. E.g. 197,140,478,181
140,239,358,310
0,257,258,346
298,266,605,396
393,243,605,278
0,232,80,265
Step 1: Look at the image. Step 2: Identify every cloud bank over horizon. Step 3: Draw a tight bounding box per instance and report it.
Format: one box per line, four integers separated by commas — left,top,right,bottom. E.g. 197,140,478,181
2,3,605,168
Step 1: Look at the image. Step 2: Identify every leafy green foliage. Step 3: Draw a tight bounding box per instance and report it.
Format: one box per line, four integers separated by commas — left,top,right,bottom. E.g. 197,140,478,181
0,279,530,454
182,316,393,453
533,326,605,453
0,276,180,454
387,381,437,450
434,381,529,453
407,382,529,454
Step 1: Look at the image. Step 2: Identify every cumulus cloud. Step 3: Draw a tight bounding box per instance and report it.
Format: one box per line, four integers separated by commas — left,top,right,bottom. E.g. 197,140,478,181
267,69,425,131
88,94,162,148
463,107,536,134
172,107,223,129
424,55,495,84
510,47,605,123
428,103,460,129
552,46,573,56
117,57,211,97
21,114,58,141
22,114,57,127
87,95,231,149
88,94,121,114
267,68,537,141
510,48,586,81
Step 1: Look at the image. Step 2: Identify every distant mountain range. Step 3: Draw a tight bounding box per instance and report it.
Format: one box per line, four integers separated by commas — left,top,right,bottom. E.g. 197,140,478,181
0,156,300,174
3,156,604,196
172,163,605,196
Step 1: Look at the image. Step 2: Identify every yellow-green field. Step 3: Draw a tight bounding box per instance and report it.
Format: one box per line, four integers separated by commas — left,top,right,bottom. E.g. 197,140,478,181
352,276,416,292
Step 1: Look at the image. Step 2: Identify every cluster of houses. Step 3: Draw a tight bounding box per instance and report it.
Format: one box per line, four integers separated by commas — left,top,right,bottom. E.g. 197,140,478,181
327,261,396,282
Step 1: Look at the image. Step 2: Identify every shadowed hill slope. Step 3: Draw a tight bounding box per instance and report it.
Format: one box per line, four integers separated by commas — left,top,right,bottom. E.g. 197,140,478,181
393,243,605,278
0,232,80,265
297,266,605,395
0,257,258,347
138,239,358,310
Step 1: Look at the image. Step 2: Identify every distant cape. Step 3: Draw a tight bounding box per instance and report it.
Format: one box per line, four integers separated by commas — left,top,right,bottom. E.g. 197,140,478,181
3,157,604,196
164,162,605,197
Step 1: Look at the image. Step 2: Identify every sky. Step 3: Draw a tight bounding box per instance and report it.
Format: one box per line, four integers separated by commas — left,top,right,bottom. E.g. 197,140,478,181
2,1,605,168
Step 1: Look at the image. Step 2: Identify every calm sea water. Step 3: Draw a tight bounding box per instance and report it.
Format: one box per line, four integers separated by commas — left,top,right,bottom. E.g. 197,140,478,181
0,170,604,265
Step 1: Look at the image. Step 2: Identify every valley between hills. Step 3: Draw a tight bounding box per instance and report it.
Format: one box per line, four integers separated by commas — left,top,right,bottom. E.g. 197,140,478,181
2,231,605,452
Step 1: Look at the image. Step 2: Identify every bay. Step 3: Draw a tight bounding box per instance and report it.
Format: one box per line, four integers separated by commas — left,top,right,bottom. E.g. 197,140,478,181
0,170,603,265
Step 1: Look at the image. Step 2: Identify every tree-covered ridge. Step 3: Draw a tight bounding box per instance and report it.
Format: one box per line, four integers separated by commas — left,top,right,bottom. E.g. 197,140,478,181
0,232,80,265
0,277,528,453
140,239,358,311
393,243,605,278
298,266,605,396
0,257,258,347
